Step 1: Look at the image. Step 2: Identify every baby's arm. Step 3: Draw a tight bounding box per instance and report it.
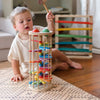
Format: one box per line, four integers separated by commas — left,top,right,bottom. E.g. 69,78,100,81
46,11,55,35
11,60,24,82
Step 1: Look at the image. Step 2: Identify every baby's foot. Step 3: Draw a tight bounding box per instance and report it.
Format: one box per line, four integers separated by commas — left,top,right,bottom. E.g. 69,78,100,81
70,62,83,69
57,62,69,70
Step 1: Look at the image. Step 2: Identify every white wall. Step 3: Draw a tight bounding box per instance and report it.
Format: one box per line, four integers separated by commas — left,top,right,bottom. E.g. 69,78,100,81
13,0,72,12
61,0,72,13
72,0,77,14
13,0,61,11
2,0,13,17
0,0,2,16
29,0,72,12
1,0,73,17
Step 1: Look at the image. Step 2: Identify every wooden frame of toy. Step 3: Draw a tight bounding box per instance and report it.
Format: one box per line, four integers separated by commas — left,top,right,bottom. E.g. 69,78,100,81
55,15,93,59
29,30,52,91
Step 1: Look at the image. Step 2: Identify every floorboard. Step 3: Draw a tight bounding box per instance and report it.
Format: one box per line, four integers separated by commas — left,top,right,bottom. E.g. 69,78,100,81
53,54,100,98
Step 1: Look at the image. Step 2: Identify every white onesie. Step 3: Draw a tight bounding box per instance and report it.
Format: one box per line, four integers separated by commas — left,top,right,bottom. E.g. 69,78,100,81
8,25,46,73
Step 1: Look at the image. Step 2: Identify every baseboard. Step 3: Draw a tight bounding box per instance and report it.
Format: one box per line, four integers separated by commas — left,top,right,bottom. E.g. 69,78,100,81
92,48,100,54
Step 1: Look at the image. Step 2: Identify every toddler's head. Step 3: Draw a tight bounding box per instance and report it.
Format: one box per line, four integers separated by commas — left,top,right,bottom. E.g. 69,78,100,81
10,6,33,34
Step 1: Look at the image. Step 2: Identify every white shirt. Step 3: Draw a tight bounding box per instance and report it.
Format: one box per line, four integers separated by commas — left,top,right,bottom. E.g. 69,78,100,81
8,25,45,73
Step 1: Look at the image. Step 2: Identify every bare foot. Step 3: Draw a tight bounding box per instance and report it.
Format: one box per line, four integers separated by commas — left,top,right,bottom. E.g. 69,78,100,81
52,62,69,72
57,62,69,70
70,62,83,69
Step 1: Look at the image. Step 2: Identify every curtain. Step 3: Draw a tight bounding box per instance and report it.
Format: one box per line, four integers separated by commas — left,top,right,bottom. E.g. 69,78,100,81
89,0,100,54
70,0,100,54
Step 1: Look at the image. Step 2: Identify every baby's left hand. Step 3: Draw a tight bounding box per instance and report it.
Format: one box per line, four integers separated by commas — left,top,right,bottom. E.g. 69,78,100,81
46,11,55,23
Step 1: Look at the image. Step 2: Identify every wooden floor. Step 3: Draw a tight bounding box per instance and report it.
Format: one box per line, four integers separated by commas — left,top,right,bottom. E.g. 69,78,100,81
53,54,100,98
0,54,100,98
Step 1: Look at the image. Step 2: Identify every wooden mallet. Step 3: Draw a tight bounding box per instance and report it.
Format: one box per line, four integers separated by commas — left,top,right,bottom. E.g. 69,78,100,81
38,0,49,13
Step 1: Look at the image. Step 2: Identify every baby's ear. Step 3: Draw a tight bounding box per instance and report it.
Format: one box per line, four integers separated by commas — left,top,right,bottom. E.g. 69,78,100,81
13,25,17,30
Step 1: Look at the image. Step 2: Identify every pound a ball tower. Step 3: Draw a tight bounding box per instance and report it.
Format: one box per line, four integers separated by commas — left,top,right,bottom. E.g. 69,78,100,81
29,28,52,91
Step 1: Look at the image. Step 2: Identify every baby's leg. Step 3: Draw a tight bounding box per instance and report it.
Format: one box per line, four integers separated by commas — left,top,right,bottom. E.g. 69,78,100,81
52,48,82,69
52,62,69,72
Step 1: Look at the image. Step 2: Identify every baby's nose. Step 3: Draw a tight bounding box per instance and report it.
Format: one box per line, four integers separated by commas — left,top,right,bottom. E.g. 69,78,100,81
24,21,28,24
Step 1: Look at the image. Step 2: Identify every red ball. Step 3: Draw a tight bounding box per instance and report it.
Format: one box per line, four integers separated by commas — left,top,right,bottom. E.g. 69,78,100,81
32,28,40,32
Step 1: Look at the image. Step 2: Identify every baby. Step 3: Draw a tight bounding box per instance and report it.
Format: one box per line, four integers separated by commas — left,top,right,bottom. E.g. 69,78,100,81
8,6,82,82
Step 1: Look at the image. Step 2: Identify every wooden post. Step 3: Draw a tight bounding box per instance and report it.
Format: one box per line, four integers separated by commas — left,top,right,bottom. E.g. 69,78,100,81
55,15,59,49
89,16,93,57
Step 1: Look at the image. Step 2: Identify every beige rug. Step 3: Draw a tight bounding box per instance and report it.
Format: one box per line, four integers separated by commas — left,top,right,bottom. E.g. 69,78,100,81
0,68,100,100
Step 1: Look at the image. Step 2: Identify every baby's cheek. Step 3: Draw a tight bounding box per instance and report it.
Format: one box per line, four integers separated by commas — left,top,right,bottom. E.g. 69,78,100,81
19,25,24,30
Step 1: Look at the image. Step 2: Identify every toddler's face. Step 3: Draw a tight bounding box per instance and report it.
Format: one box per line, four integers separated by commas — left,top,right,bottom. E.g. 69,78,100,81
14,11,33,35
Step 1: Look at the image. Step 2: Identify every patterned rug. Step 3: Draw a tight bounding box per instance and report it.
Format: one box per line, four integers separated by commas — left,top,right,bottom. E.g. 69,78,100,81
0,68,99,100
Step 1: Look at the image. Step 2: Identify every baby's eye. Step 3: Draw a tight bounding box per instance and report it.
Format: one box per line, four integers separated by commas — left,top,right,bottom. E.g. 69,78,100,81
27,19,31,22
20,21,23,23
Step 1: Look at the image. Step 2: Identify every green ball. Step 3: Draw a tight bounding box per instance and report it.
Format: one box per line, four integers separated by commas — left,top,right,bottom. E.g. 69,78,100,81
42,28,49,32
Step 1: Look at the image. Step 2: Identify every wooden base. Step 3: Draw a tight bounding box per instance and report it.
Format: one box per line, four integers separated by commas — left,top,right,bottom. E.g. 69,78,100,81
64,51,92,59
29,83,53,92
67,55,92,59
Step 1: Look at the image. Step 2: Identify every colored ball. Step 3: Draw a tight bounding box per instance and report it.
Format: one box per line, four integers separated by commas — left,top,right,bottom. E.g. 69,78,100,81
39,72,43,77
32,28,40,32
42,28,49,32
29,81,33,84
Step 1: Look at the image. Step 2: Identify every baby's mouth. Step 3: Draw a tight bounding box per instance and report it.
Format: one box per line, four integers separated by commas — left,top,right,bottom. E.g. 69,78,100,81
25,26,30,30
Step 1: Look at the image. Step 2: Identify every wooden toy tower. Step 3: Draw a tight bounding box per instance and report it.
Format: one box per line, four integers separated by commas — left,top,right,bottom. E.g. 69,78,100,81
55,15,93,59
29,29,52,91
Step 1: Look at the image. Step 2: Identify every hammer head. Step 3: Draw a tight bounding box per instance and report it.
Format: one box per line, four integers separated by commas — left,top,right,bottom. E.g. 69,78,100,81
38,0,47,4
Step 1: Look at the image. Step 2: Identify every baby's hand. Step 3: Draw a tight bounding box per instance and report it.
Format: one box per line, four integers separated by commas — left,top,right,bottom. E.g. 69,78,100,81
46,11,55,22
11,74,24,82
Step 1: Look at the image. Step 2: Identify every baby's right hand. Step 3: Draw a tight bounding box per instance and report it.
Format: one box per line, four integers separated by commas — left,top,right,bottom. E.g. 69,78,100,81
11,74,24,82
